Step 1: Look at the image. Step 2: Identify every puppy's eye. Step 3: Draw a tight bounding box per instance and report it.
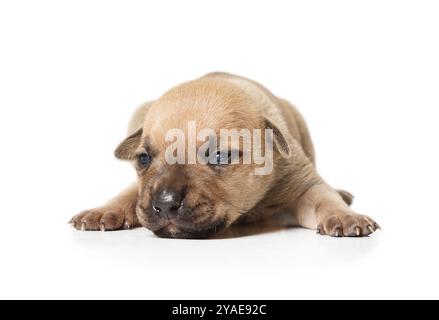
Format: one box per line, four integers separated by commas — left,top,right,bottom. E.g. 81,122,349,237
213,151,231,165
138,153,151,166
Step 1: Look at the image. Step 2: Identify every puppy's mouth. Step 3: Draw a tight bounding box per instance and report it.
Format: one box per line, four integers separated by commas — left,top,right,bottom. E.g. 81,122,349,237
137,194,226,239
150,219,226,239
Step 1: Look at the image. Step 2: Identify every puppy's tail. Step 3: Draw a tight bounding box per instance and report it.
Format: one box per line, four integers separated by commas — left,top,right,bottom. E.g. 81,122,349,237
337,189,354,206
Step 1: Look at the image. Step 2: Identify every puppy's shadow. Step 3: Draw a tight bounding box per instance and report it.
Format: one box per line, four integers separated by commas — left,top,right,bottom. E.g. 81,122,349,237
211,212,297,239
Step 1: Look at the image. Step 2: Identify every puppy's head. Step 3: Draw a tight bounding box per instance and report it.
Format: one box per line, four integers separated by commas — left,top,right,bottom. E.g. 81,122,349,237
115,79,291,239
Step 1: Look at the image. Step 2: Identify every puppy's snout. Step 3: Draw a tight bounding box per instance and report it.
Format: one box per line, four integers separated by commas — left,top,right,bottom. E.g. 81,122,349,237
151,188,184,218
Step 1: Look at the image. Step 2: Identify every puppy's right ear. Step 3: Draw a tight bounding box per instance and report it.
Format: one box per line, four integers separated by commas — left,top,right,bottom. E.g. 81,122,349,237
114,128,142,160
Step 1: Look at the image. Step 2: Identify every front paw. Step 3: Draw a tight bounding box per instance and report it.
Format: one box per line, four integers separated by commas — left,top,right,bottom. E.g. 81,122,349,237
70,207,138,231
317,212,380,237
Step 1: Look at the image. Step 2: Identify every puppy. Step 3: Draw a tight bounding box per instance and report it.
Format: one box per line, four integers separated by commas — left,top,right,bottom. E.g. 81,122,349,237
70,72,380,238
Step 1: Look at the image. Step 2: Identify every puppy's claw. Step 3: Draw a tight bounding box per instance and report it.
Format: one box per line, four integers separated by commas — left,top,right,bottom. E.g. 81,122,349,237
80,222,86,231
316,227,321,235
368,225,374,234
124,221,131,230
334,228,341,237
100,224,106,232
374,222,382,231
356,227,361,236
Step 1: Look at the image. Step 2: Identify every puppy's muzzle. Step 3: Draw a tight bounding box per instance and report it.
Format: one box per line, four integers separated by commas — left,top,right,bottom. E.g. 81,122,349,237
151,188,185,220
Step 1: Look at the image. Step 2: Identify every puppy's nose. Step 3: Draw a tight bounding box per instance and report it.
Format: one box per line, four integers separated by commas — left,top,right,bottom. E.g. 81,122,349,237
151,189,184,218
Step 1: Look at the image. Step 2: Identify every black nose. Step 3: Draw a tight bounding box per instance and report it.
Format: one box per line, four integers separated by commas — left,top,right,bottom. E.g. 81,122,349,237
151,189,184,218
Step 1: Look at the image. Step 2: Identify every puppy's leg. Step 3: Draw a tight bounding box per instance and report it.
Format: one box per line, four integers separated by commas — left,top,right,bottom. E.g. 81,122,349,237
293,183,380,237
70,184,139,231
337,189,354,206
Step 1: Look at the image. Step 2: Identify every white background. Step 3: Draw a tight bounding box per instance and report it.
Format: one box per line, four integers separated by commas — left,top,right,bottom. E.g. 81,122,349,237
1,0,438,299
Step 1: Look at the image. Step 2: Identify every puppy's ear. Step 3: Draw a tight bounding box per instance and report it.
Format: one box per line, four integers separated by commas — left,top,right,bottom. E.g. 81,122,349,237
114,128,142,160
264,117,293,158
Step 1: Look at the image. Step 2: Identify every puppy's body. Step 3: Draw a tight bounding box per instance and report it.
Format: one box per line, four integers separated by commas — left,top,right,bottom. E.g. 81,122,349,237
71,72,379,238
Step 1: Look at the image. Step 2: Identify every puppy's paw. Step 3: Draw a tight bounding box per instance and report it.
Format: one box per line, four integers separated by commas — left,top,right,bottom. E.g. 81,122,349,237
317,212,380,237
70,206,138,231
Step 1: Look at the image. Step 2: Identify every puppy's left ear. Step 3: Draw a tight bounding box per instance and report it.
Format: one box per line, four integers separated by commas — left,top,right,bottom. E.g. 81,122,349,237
114,128,142,160
263,117,293,158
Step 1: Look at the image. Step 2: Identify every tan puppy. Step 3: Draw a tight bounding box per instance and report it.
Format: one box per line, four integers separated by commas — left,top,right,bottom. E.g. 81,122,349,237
70,72,380,238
